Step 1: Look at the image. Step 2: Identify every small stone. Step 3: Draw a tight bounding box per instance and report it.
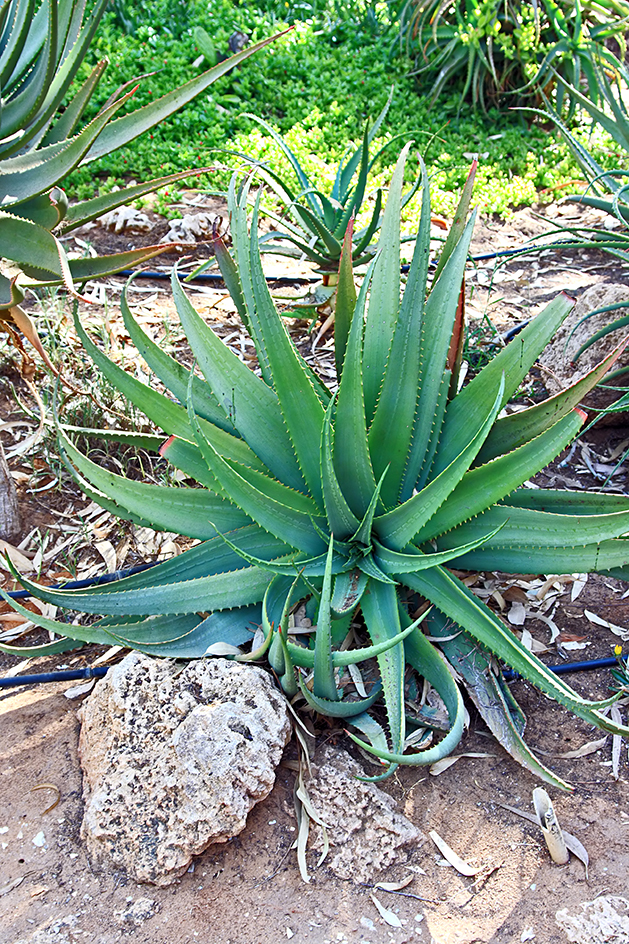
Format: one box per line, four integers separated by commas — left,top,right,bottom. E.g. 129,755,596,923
115,898,160,927
32,831,46,847
78,653,291,885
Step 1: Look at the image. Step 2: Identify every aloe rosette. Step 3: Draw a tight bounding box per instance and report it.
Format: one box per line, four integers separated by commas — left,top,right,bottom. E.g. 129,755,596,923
3,152,629,787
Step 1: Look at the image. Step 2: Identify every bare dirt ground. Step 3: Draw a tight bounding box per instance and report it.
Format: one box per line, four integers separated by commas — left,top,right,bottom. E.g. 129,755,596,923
1,197,629,944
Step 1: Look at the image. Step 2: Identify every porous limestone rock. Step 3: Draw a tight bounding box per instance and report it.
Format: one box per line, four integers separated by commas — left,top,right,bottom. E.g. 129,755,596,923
78,653,291,885
556,895,629,943
538,283,629,420
306,746,425,882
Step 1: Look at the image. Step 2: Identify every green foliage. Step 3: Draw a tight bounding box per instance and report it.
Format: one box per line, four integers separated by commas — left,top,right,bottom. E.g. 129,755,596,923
396,0,629,113
3,161,629,787
61,0,586,219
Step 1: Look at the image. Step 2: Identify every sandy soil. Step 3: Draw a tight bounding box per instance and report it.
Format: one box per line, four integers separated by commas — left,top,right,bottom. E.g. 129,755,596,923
1,199,629,944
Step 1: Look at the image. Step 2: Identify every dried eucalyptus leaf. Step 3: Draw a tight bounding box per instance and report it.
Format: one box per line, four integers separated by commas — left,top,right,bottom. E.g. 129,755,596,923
370,893,403,927
429,830,483,876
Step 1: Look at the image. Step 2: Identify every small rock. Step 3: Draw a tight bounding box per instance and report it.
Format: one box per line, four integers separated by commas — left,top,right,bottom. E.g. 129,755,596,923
160,212,222,244
538,283,629,421
78,653,291,885
99,205,153,234
115,897,160,927
306,746,425,882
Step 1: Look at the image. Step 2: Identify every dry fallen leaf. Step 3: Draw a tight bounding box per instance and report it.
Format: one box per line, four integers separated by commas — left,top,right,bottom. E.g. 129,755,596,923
370,893,403,928
555,736,607,759
429,830,483,876
429,752,495,776
374,876,414,892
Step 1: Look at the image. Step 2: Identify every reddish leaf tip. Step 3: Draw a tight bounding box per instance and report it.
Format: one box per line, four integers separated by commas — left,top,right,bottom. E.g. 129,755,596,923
159,435,176,457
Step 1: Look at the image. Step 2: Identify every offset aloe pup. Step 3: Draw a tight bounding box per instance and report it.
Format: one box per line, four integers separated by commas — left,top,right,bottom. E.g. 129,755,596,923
3,153,629,788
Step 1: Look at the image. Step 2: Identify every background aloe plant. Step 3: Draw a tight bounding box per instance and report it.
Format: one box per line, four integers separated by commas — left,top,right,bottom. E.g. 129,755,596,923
231,90,420,277
3,151,629,788
0,0,281,357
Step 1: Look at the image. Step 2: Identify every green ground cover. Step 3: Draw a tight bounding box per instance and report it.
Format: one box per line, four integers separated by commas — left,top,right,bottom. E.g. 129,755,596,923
67,0,615,218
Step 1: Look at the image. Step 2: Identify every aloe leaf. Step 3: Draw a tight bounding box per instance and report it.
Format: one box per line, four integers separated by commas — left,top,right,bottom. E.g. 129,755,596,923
59,430,251,539
211,230,249,326
401,566,629,734
361,581,407,763
373,523,504,572
320,396,360,539
288,607,429,668
357,553,397,584
78,525,291,594
334,217,357,379
170,271,306,491
347,712,391,763
0,0,56,139
312,539,338,701
61,169,211,232
363,143,411,423
430,293,575,477
81,33,287,164
413,408,585,543
73,309,262,477
0,271,25,307
505,489,629,515
205,524,348,577
476,344,626,464
0,0,36,90
334,262,377,517
298,677,382,717
0,211,67,279
450,536,629,574
8,188,67,228
119,291,232,431
333,130,368,239
184,382,326,554
432,159,477,284
438,502,629,550
400,214,476,500
426,610,572,790
348,610,466,772
351,469,387,546
248,199,326,506
42,59,107,146
352,189,383,258
375,376,504,551
0,634,85,658
4,553,272,616
331,568,368,615
241,111,319,216
368,160,430,506
1,84,134,205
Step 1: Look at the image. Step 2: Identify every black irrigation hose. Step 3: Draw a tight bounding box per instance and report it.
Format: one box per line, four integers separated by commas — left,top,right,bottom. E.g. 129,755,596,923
120,240,575,287
0,666,109,689
117,268,320,285
0,650,622,690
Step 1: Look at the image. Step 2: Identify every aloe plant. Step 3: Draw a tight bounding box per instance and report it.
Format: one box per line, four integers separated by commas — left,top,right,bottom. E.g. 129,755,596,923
0,0,283,345
3,152,629,789
233,89,419,276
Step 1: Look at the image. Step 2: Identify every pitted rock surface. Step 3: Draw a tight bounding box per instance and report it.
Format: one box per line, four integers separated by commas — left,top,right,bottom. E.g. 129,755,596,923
538,283,629,419
307,746,425,882
78,653,291,885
